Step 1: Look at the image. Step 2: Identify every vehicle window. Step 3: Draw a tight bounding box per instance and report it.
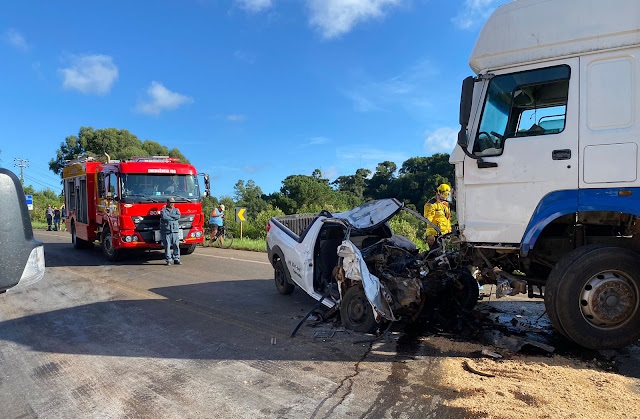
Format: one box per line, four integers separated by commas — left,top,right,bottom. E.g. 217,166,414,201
108,173,119,200
97,173,106,198
473,65,570,156
121,174,201,201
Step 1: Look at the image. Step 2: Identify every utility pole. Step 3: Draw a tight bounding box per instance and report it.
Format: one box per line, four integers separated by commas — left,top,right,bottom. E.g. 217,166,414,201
14,158,29,185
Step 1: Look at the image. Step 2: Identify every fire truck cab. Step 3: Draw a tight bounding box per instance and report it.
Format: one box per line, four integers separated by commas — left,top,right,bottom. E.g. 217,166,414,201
62,156,209,261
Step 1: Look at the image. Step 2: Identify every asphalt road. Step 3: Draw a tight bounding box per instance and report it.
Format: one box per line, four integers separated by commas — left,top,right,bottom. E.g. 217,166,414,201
1,231,638,418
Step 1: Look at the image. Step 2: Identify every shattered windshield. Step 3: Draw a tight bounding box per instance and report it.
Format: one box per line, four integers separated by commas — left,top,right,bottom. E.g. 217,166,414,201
121,174,200,203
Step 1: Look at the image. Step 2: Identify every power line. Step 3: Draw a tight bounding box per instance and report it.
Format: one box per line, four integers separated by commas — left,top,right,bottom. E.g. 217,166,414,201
29,166,63,185
14,158,29,184
22,173,61,192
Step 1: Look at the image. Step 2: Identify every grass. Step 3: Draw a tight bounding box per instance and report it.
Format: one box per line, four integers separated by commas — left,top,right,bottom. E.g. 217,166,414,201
32,221,67,231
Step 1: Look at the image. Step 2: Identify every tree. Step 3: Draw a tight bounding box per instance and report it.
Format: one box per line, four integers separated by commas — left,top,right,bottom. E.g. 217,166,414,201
366,161,397,200
332,168,370,201
396,154,454,207
49,126,190,175
234,179,269,219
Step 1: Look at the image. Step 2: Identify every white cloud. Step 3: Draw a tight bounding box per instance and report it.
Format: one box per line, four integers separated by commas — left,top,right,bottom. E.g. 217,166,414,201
235,0,273,13
337,146,408,163
298,136,330,148
233,50,256,64
136,81,193,115
227,114,247,122
344,59,436,113
452,0,506,30
321,166,338,180
307,0,403,39
424,127,457,154
3,29,30,52
59,54,118,95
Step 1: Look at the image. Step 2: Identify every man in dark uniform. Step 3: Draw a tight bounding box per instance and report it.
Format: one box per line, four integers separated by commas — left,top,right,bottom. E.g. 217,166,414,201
160,197,181,265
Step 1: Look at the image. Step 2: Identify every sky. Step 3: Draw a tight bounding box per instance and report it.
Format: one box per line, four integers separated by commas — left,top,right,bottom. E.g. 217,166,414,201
0,0,508,198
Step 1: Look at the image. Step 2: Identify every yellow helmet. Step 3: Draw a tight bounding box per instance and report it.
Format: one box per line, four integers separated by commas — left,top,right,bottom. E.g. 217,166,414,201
437,184,451,194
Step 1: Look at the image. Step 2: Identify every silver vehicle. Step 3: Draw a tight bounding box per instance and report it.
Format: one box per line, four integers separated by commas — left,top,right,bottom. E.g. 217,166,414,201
0,168,45,294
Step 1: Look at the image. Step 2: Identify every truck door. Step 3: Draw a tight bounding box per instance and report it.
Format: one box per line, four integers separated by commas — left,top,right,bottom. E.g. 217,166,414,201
461,59,579,244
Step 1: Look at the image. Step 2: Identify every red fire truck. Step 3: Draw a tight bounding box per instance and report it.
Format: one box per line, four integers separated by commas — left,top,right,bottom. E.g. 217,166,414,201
62,156,210,261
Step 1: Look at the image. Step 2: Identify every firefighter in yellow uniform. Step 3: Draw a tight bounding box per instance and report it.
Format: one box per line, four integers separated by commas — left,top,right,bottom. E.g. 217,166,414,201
424,183,452,245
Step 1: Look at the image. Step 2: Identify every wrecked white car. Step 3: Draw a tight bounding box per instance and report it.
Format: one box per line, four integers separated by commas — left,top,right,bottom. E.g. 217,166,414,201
266,198,478,332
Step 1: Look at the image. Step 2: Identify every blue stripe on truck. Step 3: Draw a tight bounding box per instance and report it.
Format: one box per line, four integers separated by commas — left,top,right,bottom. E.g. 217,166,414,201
521,188,640,255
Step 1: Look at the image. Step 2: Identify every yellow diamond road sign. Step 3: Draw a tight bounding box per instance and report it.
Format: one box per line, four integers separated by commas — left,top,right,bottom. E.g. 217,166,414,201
235,207,247,222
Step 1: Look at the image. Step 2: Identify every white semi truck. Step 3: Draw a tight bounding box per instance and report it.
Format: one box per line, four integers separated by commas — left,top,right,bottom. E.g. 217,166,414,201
452,0,640,348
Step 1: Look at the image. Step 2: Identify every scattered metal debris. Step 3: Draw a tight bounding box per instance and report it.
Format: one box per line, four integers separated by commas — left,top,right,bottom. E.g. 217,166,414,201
463,360,496,378
313,330,335,340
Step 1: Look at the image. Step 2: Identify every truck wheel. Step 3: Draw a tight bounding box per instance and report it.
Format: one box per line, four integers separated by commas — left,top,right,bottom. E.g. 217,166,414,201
548,245,640,349
71,223,92,249
340,285,379,333
274,259,294,295
102,227,120,262
543,245,609,339
452,270,479,314
181,244,197,255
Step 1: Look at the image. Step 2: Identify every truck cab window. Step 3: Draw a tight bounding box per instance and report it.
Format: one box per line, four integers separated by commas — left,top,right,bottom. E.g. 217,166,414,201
108,173,119,200
97,173,106,198
473,65,570,156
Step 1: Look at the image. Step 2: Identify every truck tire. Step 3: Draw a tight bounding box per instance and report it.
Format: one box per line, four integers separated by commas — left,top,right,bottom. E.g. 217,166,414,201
181,244,197,255
274,259,294,295
71,223,92,250
547,245,640,349
102,227,120,262
453,270,480,314
543,245,609,340
340,285,379,333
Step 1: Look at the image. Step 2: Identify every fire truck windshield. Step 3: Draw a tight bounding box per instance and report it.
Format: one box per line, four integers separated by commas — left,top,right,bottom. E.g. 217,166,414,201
121,174,201,203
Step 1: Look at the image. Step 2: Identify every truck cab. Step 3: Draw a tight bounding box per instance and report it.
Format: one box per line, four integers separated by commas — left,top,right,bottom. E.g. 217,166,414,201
451,0,640,349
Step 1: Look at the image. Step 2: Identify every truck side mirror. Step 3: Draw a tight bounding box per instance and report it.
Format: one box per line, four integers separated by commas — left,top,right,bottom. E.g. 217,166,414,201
459,76,475,127
457,76,481,160
0,168,45,293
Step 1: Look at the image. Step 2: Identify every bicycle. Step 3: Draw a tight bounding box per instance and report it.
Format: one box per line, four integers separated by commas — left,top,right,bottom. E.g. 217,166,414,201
206,225,234,249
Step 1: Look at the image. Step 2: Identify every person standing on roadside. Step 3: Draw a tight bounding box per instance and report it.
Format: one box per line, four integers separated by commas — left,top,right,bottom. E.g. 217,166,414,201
60,204,67,231
53,206,61,231
45,204,54,231
207,204,225,247
161,197,181,265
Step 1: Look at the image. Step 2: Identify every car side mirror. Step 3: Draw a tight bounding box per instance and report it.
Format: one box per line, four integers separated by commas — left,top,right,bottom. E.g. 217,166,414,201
0,168,45,293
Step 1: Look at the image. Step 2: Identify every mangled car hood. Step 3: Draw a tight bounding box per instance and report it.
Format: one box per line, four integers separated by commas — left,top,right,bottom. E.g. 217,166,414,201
333,198,403,231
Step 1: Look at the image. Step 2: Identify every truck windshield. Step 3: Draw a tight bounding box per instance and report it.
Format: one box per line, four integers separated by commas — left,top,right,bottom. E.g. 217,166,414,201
121,174,201,202
473,65,570,156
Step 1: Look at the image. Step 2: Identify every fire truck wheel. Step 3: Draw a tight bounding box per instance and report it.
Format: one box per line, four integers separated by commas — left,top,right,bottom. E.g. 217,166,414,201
102,227,120,262
181,244,197,255
71,223,92,250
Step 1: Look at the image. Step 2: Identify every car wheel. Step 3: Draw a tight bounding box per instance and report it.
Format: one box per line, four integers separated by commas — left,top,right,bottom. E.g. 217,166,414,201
274,259,294,295
340,285,379,333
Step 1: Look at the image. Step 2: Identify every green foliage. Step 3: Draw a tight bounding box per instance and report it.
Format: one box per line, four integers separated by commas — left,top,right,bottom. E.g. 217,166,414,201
388,212,429,252
26,187,64,224
265,172,359,215
242,205,285,240
49,126,190,175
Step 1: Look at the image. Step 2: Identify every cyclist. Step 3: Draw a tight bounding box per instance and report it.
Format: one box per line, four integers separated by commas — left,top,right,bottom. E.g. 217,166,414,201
208,204,225,247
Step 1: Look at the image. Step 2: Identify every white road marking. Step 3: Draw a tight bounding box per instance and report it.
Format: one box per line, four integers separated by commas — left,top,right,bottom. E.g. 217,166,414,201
195,251,271,265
